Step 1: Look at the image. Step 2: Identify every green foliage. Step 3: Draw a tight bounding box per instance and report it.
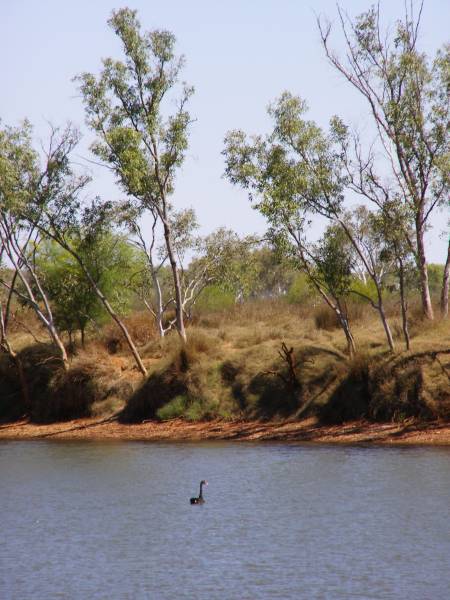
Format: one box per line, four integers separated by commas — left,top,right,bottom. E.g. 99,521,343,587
223,92,352,314
313,225,353,299
77,8,193,207
224,92,345,227
194,285,235,313
349,278,378,304
428,264,444,295
191,229,260,302
253,246,296,298
35,234,139,339
286,273,314,304
0,120,39,213
156,395,188,420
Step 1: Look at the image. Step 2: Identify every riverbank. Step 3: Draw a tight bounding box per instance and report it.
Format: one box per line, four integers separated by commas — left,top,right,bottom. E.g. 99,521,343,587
2,303,449,429
2,417,450,445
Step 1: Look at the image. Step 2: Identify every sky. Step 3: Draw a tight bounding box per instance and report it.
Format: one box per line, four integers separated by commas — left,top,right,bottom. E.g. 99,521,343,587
1,0,449,262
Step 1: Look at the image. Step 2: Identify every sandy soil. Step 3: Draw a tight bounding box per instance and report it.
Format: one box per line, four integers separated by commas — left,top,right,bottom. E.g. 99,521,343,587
1,417,450,445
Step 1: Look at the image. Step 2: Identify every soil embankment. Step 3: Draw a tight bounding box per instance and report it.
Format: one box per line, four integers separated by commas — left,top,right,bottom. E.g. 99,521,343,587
1,307,449,439
2,417,450,445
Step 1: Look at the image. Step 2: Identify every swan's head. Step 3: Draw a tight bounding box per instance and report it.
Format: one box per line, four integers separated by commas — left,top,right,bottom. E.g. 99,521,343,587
201,480,208,486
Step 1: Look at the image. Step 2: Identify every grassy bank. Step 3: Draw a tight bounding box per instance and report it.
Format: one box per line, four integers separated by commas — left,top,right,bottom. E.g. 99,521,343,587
1,300,449,430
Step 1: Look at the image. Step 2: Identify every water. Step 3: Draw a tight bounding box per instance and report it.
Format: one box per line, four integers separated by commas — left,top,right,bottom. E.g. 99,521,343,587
1,441,449,599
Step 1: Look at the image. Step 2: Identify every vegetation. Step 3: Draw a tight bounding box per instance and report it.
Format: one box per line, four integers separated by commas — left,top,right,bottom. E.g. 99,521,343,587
0,3,448,430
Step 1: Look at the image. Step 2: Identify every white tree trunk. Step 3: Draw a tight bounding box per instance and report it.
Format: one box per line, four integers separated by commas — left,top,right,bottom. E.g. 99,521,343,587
441,240,450,318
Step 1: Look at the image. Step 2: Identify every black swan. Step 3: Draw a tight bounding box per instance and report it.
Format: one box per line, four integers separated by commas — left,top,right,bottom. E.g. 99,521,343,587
190,480,207,504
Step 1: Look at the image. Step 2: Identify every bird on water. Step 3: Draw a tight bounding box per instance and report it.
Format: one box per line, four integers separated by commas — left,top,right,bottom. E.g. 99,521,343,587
190,480,208,504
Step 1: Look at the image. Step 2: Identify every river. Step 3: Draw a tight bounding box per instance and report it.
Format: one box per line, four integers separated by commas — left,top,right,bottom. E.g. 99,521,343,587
1,441,449,599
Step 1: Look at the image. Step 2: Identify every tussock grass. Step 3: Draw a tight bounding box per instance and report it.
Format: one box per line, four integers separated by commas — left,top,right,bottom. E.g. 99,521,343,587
101,311,157,354
314,306,339,331
2,297,449,425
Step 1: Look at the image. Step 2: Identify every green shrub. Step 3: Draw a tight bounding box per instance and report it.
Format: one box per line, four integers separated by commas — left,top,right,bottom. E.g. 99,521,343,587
349,278,378,304
195,285,235,313
286,273,314,304
184,400,207,421
156,395,188,420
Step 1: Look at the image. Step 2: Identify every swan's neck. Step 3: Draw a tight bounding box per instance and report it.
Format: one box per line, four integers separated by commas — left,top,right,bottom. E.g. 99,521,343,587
199,482,204,498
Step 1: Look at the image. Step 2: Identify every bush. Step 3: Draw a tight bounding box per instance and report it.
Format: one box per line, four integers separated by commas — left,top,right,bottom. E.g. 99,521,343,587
156,395,188,420
120,363,187,423
286,273,315,305
194,285,235,313
37,366,101,422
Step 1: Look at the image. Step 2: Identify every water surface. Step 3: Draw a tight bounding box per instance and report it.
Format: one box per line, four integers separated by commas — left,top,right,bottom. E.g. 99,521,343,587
1,441,449,599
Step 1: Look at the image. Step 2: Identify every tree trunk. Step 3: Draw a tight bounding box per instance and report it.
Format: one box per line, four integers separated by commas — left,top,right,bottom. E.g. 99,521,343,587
398,257,411,350
300,255,356,357
378,304,395,352
88,279,147,376
162,219,187,343
336,300,356,358
416,221,434,320
372,281,395,352
339,314,356,358
375,283,395,352
48,323,69,370
152,271,165,338
441,239,450,318
4,250,69,369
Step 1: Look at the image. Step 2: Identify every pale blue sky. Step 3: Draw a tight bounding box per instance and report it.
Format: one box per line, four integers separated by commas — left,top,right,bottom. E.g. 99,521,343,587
1,0,449,262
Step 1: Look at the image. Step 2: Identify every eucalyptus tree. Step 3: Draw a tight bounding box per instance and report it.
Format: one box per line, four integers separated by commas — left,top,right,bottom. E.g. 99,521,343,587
0,121,69,368
318,3,450,319
224,105,358,353
309,225,357,355
371,201,417,350
225,93,396,353
35,190,149,376
35,233,137,347
344,206,396,351
77,8,194,342
1,120,148,376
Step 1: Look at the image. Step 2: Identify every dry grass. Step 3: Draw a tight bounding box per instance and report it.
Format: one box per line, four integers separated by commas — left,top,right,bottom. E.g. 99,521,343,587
1,297,449,425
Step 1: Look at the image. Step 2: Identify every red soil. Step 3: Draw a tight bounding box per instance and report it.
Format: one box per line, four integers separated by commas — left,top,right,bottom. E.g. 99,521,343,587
2,417,450,445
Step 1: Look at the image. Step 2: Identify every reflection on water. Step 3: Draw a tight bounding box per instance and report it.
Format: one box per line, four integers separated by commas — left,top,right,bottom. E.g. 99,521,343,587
1,441,450,599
